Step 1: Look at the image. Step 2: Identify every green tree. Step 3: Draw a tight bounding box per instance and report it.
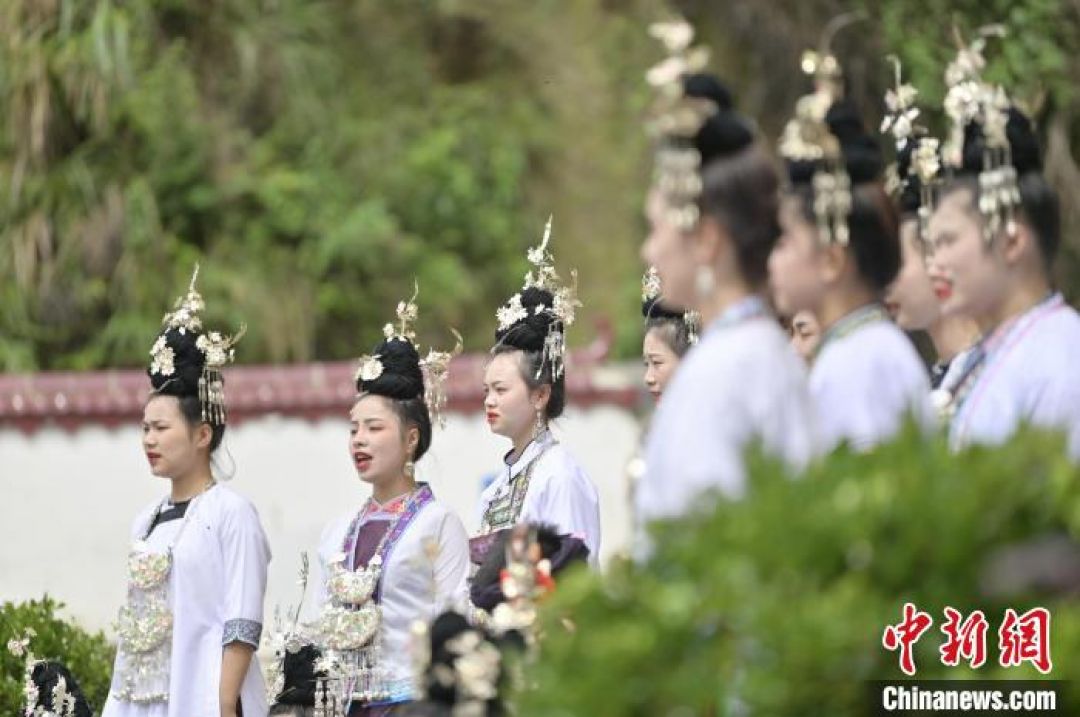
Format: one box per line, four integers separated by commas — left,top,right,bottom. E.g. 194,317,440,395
521,427,1080,715
0,597,115,714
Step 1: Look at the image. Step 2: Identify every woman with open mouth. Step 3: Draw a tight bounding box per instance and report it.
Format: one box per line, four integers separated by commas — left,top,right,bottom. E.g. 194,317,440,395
309,289,469,716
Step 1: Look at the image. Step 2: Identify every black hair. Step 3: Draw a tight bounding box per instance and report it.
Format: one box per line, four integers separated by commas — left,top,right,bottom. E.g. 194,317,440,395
936,106,1058,271
492,286,566,420
178,394,226,453
147,325,227,453
680,73,781,288
355,335,433,462
269,644,323,715
29,662,93,717
644,317,693,358
699,145,783,287
641,295,692,358
786,99,901,292
894,138,922,218
415,611,516,716
470,523,589,611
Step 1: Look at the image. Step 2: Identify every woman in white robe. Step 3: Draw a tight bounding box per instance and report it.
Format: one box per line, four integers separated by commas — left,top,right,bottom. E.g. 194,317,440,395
769,90,933,452
924,99,1080,459
310,294,469,716
478,221,601,564
103,269,271,717
637,66,817,536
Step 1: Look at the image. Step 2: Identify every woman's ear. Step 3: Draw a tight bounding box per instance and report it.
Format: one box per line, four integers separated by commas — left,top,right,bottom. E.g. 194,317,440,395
531,383,553,412
406,425,420,458
820,243,849,285
690,215,725,267
193,422,213,451
1001,221,1033,267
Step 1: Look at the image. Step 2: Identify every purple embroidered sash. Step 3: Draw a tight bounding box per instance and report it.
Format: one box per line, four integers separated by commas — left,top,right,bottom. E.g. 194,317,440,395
341,482,435,601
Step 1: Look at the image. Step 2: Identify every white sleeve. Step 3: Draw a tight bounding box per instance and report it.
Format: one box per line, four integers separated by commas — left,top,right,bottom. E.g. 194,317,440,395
432,510,470,611
533,461,601,558
312,519,345,614
219,498,271,648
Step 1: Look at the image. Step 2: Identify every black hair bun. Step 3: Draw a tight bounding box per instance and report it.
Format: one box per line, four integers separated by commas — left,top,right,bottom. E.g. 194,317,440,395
683,72,754,164
787,99,883,186
147,327,206,397
356,336,425,400
494,286,555,352
30,662,93,717
960,105,1042,175
273,645,323,706
894,138,924,215
420,610,521,711
642,297,684,321
470,524,590,611
828,100,884,183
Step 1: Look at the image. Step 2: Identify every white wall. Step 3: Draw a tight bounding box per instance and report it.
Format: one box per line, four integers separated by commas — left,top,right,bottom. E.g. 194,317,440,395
0,406,640,634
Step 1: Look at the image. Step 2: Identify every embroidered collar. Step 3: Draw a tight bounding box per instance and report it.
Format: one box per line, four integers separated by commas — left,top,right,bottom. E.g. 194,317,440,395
502,429,556,482
812,302,890,361
950,292,1064,431
361,489,413,521
701,295,771,339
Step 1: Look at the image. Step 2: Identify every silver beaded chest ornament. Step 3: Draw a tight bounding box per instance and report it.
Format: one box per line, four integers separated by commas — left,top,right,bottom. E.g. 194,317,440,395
310,293,455,712
113,485,212,702
116,264,241,702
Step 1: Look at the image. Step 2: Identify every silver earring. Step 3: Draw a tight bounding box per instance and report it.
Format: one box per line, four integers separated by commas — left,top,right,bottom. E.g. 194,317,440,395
695,265,715,299
404,460,415,478
534,406,546,438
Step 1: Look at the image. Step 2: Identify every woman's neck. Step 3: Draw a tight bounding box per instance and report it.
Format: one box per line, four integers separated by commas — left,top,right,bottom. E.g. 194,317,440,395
927,315,980,364
170,464,214,503
509,427,542,464
696,281,754,327
976,278,1052,337
372,474,416,505
816,284,877,333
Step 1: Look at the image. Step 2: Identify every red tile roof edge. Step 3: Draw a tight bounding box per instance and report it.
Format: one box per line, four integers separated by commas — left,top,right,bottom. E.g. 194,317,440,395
0,323,642,433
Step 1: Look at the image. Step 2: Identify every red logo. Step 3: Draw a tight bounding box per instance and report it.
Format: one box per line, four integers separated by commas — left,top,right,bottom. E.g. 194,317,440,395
882,602,934,676
999,607,1052,674
883,604,1053,675
939,607,989,669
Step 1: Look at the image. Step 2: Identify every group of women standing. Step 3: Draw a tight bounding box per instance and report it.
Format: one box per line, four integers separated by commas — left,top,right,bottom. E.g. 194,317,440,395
30,14,1074,717
635,18,1080,533
97,211,599,717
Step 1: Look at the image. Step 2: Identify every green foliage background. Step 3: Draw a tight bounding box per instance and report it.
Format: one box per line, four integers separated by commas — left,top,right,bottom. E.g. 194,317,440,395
2,0,1079,370
519,427,1080,715
0,597,115,714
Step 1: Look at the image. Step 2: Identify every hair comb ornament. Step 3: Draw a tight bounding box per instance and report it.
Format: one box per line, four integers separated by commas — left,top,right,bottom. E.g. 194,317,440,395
942,25,1020,244
355,282,461,427
645,19,716,232
779,14,864,247
881,56,941,249
641,266,700,346
149,264,244,425
494,217,581,382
